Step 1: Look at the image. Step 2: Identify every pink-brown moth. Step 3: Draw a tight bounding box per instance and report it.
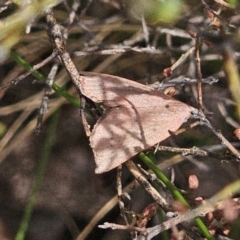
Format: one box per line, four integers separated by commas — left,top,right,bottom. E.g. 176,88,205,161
78,72,195,174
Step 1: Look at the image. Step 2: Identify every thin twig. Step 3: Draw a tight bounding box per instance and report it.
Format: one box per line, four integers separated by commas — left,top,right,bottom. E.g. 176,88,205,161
0,97,66,164
141,16,150,46
156,146,208,156
195,35,204,113
218,102,240,129
0,1,11,13
136,164,170,191
75,46,160,56
170,46,195,73
117,165,135,228
0,110,32,153
98,222,146,233
193,111,240,159
45,9,82,94
150,76,218,90
45,9,93,136
0,51,57,90
157,27,192,39
125,160,171,212
171,121,201,136
63,0,81,40
35,63,59,134
213,0,234,8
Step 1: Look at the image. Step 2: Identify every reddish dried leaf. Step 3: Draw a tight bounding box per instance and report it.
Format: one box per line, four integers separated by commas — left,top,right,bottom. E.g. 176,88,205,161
78,72,195,173
163,67,172,77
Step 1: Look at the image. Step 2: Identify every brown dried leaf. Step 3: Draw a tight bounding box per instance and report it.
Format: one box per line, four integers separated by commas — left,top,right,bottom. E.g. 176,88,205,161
78,72,195,173
136,202,159,228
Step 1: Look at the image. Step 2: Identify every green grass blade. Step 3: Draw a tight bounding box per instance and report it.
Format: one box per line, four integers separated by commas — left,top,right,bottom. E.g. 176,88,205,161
10,52,80,107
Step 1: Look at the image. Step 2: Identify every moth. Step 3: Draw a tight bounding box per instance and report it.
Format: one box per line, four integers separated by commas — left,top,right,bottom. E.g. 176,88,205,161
78,72,195,173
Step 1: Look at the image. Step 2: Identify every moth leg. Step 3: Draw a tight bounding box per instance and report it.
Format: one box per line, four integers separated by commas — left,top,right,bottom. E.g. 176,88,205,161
80,95,91,137
80,95,102,137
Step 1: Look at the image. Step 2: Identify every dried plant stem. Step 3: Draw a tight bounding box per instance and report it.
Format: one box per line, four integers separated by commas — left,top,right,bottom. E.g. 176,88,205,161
76,154,182,240
157,146,208,156
93,163,240,240
75,194,118,240
116,166,134,227
213,0,234,8
13,51,57,85
218,102,240,128
6,52,80,106
75,46,161,56
125,160,171,211
198,113,240,159
0,51,57,90
62,0,80,40
35,0,79,134
45,9,82,94
116,165,123,197
45,9,95,136
99,222,146,232
35,63,59,134
170,46,195,73
150,76,218,90
136,180,240,240
0,110,32,152
138,152,214,240
195,35,204,113
99,181,240,240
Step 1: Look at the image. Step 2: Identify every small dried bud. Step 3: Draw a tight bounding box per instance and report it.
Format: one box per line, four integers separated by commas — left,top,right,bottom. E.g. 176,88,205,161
222,198,239,222
222,226,231,236
206,10,214,20
188,174,199,190
206,212,214,223
164,87,176,96
136,202,158,228
234,128,240,140
173,200,188,213
163,67,172,77
194,196,203,203
187,29,197,38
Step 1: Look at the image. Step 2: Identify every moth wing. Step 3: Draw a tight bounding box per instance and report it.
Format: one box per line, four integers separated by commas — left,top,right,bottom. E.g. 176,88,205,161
90,94,194,173
80,72,154,103
90,105,144,174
